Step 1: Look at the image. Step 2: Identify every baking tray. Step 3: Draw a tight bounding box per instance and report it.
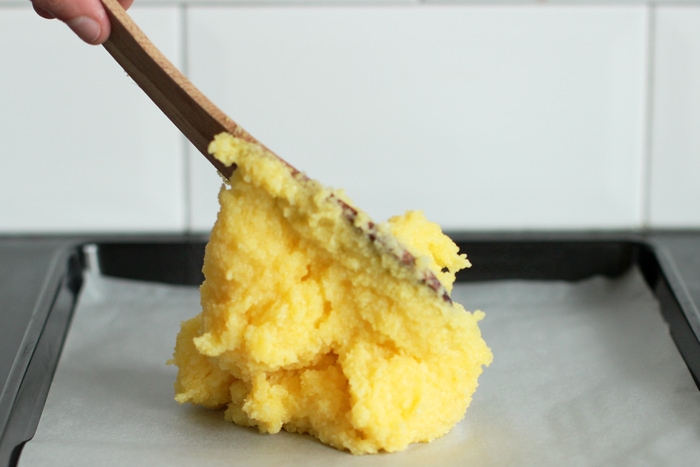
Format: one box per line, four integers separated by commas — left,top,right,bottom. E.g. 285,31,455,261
1,232,699,466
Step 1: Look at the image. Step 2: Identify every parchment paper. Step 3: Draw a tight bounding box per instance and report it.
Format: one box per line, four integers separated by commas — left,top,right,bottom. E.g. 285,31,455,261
19,269,700,466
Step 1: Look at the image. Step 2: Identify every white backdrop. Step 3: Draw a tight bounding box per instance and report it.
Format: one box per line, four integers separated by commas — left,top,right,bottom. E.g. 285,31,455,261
0,1,698,233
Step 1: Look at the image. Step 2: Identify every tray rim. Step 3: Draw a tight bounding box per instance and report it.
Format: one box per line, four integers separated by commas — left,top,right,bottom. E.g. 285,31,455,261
1,231,698,467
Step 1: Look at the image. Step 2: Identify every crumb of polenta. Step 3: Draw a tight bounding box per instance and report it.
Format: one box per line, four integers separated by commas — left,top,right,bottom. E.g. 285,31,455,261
171,133,492,455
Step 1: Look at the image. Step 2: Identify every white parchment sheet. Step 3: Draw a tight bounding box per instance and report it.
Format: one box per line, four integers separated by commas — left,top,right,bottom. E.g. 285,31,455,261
19,269,700,466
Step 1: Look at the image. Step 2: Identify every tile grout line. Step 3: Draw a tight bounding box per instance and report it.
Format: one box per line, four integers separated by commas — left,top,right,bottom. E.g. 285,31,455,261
179,3,193,234
641,3,656,231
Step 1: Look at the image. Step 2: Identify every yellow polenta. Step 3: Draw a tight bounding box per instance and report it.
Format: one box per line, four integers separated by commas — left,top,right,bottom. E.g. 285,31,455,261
171,133,492,454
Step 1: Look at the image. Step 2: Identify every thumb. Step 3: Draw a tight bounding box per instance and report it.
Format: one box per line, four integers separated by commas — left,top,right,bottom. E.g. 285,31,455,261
32,0,111,45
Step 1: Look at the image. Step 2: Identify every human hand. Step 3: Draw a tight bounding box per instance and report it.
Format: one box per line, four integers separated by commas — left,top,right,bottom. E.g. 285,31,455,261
31,0,134,45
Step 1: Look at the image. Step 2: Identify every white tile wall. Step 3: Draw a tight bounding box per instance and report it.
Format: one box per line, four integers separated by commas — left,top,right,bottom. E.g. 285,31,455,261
0,6,185,233
187,5,648,231
0,2,698,233
649,7,700,227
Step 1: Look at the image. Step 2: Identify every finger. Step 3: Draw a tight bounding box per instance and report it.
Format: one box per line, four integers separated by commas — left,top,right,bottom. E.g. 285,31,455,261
32,5,56,19
118,0,134,10
31,0,110,45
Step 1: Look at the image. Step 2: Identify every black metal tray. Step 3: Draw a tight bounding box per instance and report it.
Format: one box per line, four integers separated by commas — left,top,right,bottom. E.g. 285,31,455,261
1,231,699,466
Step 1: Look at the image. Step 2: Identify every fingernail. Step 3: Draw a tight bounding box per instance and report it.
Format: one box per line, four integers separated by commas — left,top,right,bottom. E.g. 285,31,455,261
67,16,102,44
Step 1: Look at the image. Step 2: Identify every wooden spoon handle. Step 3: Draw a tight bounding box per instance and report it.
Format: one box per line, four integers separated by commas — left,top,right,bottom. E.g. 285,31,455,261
99,0,451,303
101,0,253,178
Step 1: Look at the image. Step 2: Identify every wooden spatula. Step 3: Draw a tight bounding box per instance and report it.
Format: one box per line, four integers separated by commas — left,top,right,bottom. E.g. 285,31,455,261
99,0,453,303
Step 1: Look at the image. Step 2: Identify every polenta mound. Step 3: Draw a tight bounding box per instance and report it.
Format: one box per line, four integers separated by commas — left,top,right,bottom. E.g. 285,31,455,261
171,133,492,454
